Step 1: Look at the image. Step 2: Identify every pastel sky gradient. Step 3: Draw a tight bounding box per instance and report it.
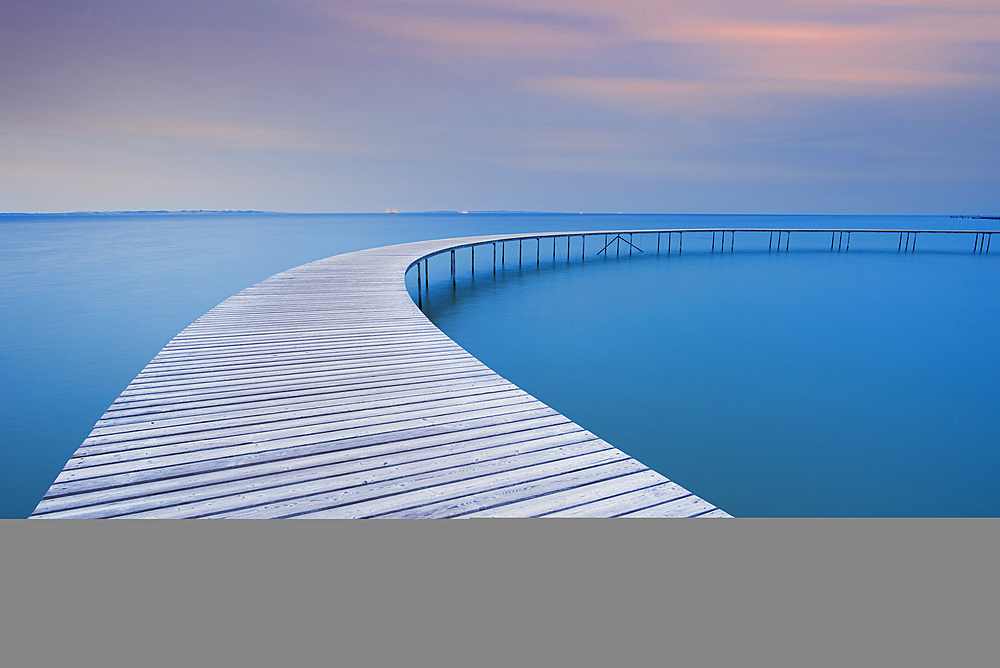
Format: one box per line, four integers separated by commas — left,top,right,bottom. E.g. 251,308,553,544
2,0,998,213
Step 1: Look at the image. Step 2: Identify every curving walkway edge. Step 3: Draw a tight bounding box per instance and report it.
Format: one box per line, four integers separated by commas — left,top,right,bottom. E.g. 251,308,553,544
31,233,729,518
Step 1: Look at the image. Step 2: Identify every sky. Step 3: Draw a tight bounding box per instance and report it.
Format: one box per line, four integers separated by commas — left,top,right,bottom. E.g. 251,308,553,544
1,0,998,214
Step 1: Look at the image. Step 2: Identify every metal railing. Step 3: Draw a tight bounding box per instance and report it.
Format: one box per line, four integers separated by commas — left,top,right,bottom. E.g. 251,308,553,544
410,228,997,309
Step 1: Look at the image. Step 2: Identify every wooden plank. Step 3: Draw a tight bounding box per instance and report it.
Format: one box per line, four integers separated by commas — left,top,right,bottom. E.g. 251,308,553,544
122,439,617,519
105,361,490,411
619,495,719,518
68,399,548,469
59,406,564,481
539,481,693,518
80,387,531,449
102,369,501,419
43,417,583,500
312,456,650,519
36,430,603,518
90,376,512,432
697,509,733,518
456,471,676,518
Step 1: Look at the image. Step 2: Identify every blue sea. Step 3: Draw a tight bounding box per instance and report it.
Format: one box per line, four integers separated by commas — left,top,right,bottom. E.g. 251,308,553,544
2,212,997,517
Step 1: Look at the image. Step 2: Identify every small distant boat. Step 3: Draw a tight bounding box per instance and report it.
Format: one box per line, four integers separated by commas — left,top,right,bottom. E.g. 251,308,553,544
459,211,468,214
386,209,397,214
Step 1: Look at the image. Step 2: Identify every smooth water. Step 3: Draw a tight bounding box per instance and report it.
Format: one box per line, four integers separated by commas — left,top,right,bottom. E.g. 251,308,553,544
421,240,1000,516
1,213,996,517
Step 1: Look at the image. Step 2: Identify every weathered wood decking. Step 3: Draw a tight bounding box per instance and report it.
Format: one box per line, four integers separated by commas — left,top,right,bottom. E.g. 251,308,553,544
31,234,728,518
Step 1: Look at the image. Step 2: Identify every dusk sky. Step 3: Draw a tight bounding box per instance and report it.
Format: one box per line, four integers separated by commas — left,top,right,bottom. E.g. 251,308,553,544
2,0,998,213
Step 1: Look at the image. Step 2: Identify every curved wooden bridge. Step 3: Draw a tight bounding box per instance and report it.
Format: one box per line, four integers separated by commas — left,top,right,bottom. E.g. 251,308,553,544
32,232,735,518
34,226,993,518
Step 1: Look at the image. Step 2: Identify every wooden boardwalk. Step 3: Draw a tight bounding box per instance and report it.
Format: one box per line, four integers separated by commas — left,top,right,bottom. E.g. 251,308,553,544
31,233,730,519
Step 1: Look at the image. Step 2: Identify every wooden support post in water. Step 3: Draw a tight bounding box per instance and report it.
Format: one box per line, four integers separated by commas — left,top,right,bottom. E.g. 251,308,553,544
417,262,422,309
988,233,992,254
471,246,475,276
679,231,683,254
769,231,773,251
831,232,835,251
616,235,620,257
911,232,916,252
657,232,661,252
519,239,522,267
629,233,633,257
668,232,672,253
502,241,505,265
537,238,540,265
904,232,910,252
785,231,790,252
567,235,570,260
899,232,904,252
712,231,716,252
451,250,455,286
730,230,735,253
553,236,557,261
582,235,586,261
492,243,496,274
846,232,850,252
975,233,981,252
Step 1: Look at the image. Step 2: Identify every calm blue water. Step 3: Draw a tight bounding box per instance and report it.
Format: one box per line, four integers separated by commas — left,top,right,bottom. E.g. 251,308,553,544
2,213,996,517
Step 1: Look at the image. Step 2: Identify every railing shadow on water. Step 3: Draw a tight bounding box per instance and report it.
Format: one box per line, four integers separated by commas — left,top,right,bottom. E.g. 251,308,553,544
405,228,997,309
